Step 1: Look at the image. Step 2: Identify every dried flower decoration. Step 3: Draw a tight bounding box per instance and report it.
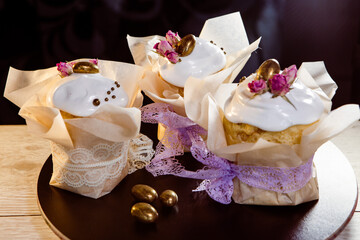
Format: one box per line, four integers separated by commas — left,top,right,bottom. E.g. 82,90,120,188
153,30,184,64
56,62,73,78
248,79,267,95
165,30,181,46
56,59,99,77
248,61,297,109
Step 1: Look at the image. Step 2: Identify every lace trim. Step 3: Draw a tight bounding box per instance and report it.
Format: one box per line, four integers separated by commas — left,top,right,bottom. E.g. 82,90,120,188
51,141,129,188
51,133,154,189
128,134,155,174
142,102,314,204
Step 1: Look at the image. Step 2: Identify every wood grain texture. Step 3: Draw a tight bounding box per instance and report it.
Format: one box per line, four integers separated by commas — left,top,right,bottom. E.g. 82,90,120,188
0,125,51,215
335,214,360,240
0,123,359,239
0,216,58,239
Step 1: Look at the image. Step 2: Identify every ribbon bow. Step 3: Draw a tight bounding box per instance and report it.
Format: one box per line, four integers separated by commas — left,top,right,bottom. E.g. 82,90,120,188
142,103,313,204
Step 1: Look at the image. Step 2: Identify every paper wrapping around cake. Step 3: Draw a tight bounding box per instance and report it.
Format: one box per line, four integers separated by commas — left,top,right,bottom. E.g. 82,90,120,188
50,132,154,199
50,138,130,199
4,59,155,198
184,61,360,205
4,59,145,148
127,12,261,116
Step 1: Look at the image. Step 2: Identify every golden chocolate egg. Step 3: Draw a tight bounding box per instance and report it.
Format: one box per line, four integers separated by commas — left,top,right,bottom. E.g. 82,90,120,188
131,184,158,203
159,190,178,207
131,202,158,223
175,34,196,57
255,59,280,81
73,61,100,74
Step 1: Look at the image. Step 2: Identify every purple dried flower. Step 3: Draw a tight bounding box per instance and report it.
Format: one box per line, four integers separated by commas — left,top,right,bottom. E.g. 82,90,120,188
154,40,173,56
248,79,267,94
153,42,160,51
268,74,290,96
89,58,98,65
56,62,73,77
165,51,180,64
165,30,181,47
154,39,181,63
282,64,297,84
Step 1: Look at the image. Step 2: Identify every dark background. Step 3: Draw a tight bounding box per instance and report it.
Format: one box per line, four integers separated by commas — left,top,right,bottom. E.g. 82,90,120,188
1,0,359,124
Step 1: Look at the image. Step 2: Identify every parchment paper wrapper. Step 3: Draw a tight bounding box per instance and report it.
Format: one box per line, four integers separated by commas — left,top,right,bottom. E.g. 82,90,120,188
127,12,261,116
184,61,360,205
4,59,155,198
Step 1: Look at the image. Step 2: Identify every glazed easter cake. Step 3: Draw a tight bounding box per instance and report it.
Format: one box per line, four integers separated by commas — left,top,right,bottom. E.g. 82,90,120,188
179,57,360,205
127,12,260,116
153,31,227,93
223,59,324,146
5,59,154,199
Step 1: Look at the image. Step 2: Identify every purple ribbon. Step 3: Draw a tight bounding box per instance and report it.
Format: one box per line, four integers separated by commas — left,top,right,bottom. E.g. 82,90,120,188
142,103,313,204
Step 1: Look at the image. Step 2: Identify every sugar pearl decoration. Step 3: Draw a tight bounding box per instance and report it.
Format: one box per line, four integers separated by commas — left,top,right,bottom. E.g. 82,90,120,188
92,98,100,106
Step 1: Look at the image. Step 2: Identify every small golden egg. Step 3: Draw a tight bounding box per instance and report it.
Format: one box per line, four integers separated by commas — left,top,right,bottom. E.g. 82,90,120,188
131,184,158,203
131,202,158,223
175,34,196,57
159,190,178,207
73,61,100,74
256,59,280,81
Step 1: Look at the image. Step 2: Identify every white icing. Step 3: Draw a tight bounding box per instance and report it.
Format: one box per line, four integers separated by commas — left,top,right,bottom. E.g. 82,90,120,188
159,37,226,87
50,73,128,117
224,74,324,131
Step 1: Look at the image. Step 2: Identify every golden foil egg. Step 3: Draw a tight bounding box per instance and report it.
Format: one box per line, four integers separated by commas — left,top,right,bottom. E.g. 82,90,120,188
159,190,178,207
131,202,158,223
131,184,158,203
255,59,280,81
175,34,196,57
73,61,100,74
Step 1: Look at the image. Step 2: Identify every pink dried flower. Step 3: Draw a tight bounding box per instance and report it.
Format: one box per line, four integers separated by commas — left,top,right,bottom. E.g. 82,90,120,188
154,40,174,56
56,62,73,77
282,64,297,84
166,51,180,64
248,79,267,94
165,30,181,47
269,74,290,97
153,30,183,64
89,58,98,65
153,42,159,50
154,40,181,64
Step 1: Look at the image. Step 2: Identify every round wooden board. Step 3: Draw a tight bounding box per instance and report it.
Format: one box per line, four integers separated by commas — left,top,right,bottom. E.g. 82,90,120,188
37,140,358,240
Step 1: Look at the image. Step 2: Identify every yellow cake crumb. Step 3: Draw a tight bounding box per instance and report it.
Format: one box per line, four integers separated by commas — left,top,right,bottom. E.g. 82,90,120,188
223,117,315,145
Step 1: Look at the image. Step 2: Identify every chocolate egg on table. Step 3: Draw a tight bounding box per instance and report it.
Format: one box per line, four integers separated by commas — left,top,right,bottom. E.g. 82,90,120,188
131,202,158,223
131,184,158,203
255,59,280,81
159,190,178,207
73,61,100,74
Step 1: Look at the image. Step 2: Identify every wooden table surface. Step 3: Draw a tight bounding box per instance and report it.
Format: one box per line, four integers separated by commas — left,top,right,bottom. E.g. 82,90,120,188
0,123,359,239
